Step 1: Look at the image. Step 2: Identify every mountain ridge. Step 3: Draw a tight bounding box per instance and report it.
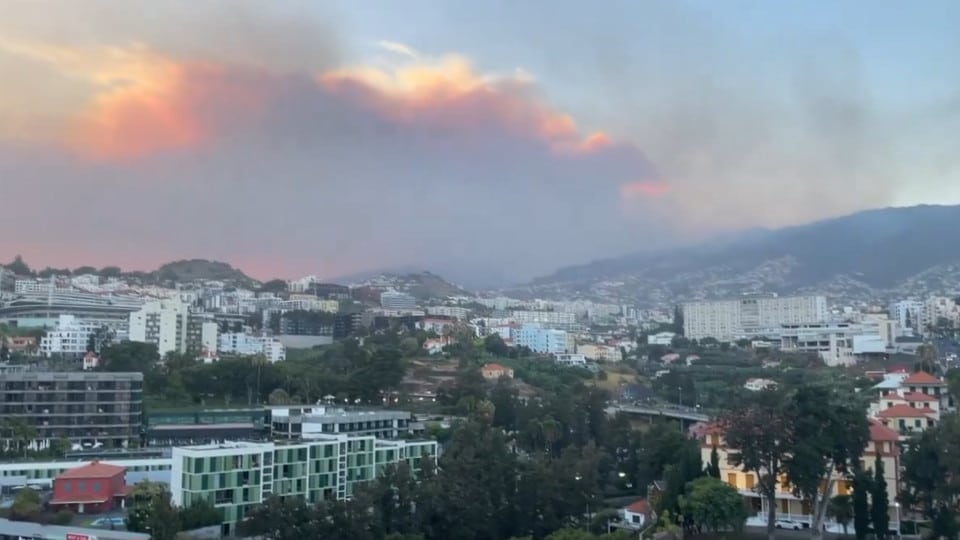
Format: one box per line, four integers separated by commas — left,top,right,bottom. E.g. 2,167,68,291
523,204,960,304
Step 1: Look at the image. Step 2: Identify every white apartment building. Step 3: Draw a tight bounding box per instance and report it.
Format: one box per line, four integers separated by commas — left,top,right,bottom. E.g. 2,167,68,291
39,315,102,357
922,296,960,334
128,299,189,356
780,320,895,367
511,324,569,354
218,332,286,363
510,310,577,329
287,275,320,293
888,300,923,330
426,306,470,320
282,295,339,313
646,331,676,346
683,295,827,342
577,343,622,362
554,353,587,366
380,291,417,310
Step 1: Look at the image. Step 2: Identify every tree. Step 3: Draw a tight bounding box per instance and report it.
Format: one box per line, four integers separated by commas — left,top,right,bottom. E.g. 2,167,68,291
268,388,292,405
672,305,684,335
127,481,181,540
706,445,721,478
484,333,510,356
721,389,792,540
179,499,222,530
6,255,32,276
871,453,890,539
851,464,871,540
10,487,42,521
827,495,853,536
783,385,870,540
679,476,747,534
100,341,159,372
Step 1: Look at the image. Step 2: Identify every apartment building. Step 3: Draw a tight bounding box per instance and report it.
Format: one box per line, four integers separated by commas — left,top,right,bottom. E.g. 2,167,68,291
683,295,828,342
380,291,417,310
218,333,286,363
779,321,895,367
512,323,569,354
128,299,189,356
269,406,414,440
510,310,577,329
186,316,219,355
0,370,143,450
39,315,102,357
696,420,901,533
170,436,438,535
426,305,470,320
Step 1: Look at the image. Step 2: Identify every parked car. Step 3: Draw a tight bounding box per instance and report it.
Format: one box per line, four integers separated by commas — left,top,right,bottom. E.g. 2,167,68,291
775,519,804,530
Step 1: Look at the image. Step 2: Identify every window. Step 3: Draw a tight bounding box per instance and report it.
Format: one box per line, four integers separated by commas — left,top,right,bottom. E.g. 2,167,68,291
78,481,86,492
63,481,72,493
93,481,101,493
726,473,737,487
915,420,922,428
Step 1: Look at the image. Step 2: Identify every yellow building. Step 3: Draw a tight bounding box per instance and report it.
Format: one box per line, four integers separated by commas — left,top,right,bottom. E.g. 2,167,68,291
694,420,901,533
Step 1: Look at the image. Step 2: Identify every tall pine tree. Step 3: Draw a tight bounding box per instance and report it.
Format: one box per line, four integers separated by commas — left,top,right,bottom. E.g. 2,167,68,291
707,445,721,478
852,464,871,540
871,454,890,539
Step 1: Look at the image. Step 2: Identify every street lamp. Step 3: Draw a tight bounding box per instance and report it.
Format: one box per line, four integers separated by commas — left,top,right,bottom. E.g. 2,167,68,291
894,502,901,537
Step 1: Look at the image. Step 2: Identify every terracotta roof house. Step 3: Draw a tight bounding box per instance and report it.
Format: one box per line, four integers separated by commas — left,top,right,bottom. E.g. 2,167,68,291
50,461,131,514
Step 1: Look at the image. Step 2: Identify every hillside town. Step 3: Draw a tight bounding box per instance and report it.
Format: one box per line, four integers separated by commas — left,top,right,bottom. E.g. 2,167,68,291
1,259,960,540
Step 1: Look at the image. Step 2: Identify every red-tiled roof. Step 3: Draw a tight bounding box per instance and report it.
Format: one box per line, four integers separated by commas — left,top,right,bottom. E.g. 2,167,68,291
869,420,901,442
903,371,942,385
876,404,937,419
625,499,651,514
482,363,509,371
902,391,938,402
56,461,126,480
51,493,111,505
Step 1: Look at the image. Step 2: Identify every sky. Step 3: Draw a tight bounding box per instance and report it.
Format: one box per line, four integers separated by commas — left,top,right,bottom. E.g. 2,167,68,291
1,0,958,286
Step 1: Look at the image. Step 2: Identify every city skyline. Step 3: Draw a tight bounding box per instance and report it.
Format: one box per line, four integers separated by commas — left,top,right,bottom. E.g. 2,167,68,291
2,0,958,283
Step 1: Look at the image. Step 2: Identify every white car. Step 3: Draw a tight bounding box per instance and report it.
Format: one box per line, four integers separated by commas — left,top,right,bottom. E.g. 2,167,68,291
775,519,804,530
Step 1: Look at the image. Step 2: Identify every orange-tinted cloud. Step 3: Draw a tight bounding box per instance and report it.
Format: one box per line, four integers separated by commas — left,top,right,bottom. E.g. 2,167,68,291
319,55,612,156
621,180,669,198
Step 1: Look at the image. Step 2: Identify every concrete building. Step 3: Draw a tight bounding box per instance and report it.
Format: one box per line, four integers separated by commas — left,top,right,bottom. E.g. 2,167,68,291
128,299,189,356
270,406,414,440
780,322,892,367
0,370,143,450
683,295,828,342
554,353,588,366
186,316,219,355
39,314,103,357
510,310,577,329
578,343,622,362
889,300,923,330
380,290,417,310
218,333,286,363
646,331,676,346
426,305,470,320
170,436,438,535
512,324,569,354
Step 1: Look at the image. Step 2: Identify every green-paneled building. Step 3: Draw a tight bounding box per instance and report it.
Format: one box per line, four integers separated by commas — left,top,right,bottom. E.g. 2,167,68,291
170,435,437,535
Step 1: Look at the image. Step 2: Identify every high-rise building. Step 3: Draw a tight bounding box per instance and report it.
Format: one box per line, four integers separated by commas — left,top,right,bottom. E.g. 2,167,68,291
683,295,828,342
39,315,103,357
512,324,569,354
170,436,437,535
0,369,143,450
380,291,417,310
128,299,189,356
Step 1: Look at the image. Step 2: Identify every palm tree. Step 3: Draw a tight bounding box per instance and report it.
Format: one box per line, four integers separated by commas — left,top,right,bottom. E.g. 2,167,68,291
828,494,854,536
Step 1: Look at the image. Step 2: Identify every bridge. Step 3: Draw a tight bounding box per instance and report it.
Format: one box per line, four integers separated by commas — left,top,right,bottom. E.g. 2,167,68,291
605,403,712,423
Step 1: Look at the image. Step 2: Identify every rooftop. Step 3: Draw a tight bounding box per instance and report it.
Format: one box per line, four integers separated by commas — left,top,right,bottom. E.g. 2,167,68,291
901,392,938,402
869,420,901,442
903,371,943,385
876,404,937,419
625,499,651,514
56,461,126,479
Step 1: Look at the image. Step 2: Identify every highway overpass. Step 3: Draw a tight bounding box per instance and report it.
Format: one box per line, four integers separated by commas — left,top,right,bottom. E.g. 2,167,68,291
606,404,711,423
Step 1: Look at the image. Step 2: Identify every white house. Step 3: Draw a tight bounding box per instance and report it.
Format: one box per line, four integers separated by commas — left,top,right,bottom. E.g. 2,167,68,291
646,332,676,346
218,333,286,363
744,378,778,392
622,499,652,529
554,353,587,366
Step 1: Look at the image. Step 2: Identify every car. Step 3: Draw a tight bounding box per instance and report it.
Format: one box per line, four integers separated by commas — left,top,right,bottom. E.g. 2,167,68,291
775,519,803,530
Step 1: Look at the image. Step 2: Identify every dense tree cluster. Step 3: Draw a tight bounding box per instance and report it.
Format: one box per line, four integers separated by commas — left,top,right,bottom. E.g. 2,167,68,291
125,480,221,540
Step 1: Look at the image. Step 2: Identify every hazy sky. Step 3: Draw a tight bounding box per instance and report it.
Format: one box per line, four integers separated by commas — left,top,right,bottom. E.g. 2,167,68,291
2,1,958,285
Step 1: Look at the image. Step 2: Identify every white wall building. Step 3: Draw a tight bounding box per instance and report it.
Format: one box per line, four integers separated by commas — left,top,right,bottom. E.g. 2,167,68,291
218,332,286,363
426,306,470,320
780,320,894,367
380,290,417,310
510,310,577,329
647,331,676,346
684,295,828,342
512,324,569,354
554,353,587,366
128,299,189,356
39,315,101,357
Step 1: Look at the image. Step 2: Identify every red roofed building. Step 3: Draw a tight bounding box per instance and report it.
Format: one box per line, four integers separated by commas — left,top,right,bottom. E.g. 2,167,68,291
480,363,514,380
876,404,938,436
50,461,130,514
622,498,653,529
